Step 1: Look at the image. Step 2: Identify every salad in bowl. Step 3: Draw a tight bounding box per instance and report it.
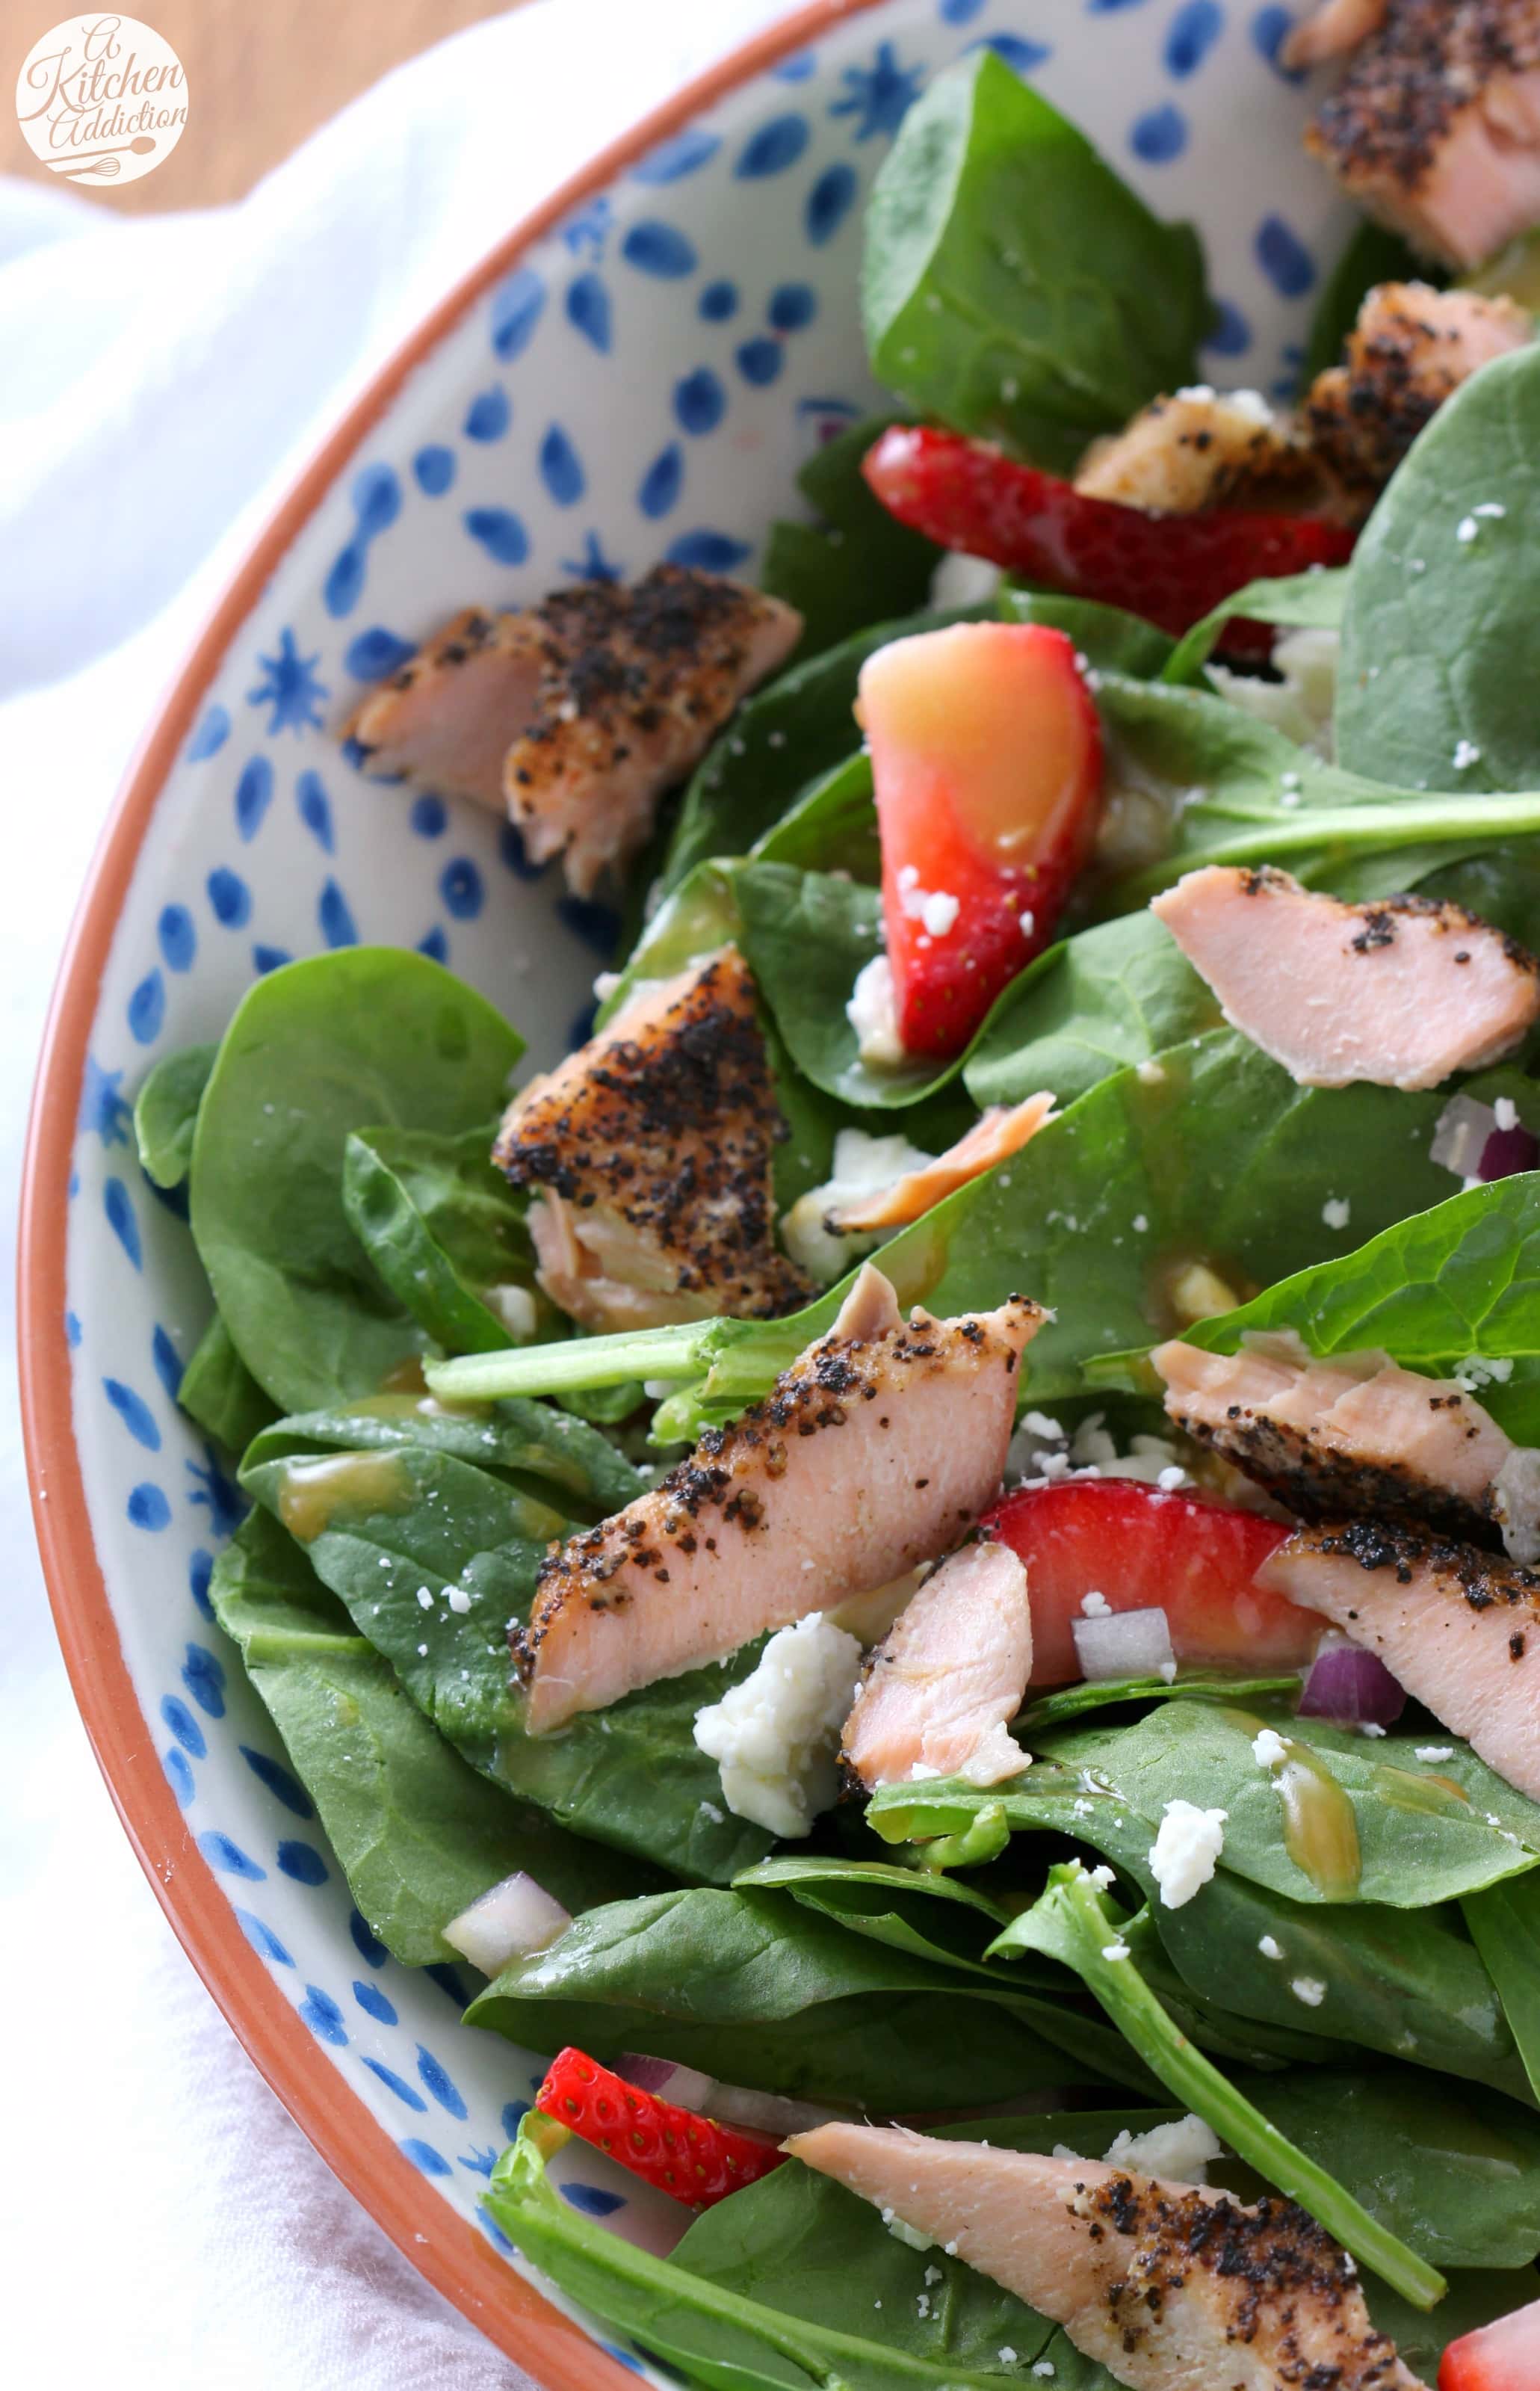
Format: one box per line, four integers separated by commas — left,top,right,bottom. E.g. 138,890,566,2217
99,4,1540,2384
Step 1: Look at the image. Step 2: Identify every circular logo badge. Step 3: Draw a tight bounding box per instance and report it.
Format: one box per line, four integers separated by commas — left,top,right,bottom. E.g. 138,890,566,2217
16,13,188,187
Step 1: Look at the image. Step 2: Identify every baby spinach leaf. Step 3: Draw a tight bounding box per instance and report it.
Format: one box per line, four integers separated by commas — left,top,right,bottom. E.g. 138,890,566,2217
244,1386,643,1516
467,1885,1135,2107
863,54,1207,475
240,1421,749,1883
761,416,942,666
735,863,931,1109
991,1866,1446,2308
488,2117,1119,2391
1163,1171,1540,1442
737,1852,1012,1929
133,1040,217,1188
1016,1670,1302,1733
1465,1872,1540,2107
1161,565,1348,686
177,1309,279,1455
596,860,740,1030
209,1511,632,1961
1338,344,1540,793
190,949,524,1414
1303,218,1435,383
998,584,1176,678
962,910,1214,1114
1039,1700,1540,1908
341,1129,527,1358
750,753,879,881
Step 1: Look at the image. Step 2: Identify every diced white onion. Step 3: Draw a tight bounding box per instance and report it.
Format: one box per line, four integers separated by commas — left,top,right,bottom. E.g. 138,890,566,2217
442,1871,571,1975
1071,1605,1175,1683
480,1283,539,1340
613,2053,844,2136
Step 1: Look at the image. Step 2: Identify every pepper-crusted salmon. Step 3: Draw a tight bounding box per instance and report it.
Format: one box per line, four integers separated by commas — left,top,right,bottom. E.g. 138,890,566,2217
343,567,801,895
1305,283,1533,512
1259,1517,1540,1802
1299,0,1540,271
826,1093,1058,1236
842,1540,1033,1789
784,2125,1425,2391
516,1270,1044,1733
1150,866,1540,1090
1154,1333,1519,1546
494,947,811,1336
1074,387,1335,516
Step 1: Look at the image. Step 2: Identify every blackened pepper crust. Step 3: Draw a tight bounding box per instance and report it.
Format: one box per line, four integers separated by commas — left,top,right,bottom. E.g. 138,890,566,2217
1308,1,1540,197
1294,1514,1540,1613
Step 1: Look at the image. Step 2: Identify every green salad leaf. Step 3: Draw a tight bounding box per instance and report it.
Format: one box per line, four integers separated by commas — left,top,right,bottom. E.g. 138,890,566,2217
761,416,942,667
1160,565,1348,687
177,1309,279,1455
1339,343,1540,794
341,1126,532,1359
190,949,524,1413
863,54,1208,475
133,1040,217,1188
962,909,1213,1113
468,1884,1144,2106
209,1511,634,1960
1465,1870,1540,2108
998,584,1178,677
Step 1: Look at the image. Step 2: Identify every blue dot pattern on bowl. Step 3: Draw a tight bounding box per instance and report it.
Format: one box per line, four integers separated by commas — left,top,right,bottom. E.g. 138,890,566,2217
60,4,1350,2371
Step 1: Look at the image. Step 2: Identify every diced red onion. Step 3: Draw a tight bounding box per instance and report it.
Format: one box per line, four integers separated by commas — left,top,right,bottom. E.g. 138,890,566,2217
1071,1605,1174,1683
1482,1124,1540,1181
1298,1638,1406,1727
442,1872,571,1975
614,2053,845,2135
1432,1096,1540,1185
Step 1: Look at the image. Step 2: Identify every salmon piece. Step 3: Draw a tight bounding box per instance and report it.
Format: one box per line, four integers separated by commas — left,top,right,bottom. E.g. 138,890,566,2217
784,2125,1424,2391
1150,866,1540,1090
1305,283,1533,510
516,1269,1044,1733
1285,0,1388,65
1259,1517,1540,1801
1304,1,1540,270
343,569,801,895
828,1094,1057,1236
1074,387,1336,516
842,1542,1033,1789
1155,1333,1518,1543
494,947,811,1336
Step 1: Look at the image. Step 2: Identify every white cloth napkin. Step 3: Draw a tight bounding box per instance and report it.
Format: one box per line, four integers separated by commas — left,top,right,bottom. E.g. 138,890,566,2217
0,4,788,2380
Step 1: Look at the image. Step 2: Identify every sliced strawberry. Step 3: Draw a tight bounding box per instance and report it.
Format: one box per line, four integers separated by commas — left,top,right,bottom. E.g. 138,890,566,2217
534,2046,788,2210
863,425,1357,645
859,621,1103,1060
1440,2295,1540,2391
982,1478,1316,1688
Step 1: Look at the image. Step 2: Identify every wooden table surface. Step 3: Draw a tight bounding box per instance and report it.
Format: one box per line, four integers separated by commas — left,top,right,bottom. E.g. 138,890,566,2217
2,0,535,211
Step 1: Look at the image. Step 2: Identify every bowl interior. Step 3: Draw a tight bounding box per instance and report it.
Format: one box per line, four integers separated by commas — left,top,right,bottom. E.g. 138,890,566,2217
32,0,1353,2367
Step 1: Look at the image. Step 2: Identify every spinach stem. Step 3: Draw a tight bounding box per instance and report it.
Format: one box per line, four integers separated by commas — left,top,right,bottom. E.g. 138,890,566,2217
1118,788,1540,904
425,1320,714,1400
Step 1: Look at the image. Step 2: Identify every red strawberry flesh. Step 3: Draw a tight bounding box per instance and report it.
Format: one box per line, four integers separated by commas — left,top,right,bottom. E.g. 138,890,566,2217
535,2046,788,2210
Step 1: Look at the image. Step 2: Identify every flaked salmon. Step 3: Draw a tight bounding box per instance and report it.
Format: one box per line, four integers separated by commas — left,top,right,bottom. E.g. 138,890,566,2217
784,2124,1423,2391
1259,1517,1540,1801
343,568,800,895
842,1540,1033,1789
516,1269,1043,1733
493,947,811,1336
1074,387,1334,515
827,1094,1058,1236
1305,283,1533,510
1301,1,1540,270
1150,866,1540,1090
1154,1333,1518,1545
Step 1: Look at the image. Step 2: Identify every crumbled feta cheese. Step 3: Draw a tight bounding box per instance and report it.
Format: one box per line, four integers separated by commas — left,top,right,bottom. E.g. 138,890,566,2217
780,1125,935,1281
1148,1800,1228,1909
1051,2142,1084,2162
909,1760,943,1781
416,1587,434,1611
1080,1590,1112,1619
482,1283,539,1340
1453,738,1483,772
1103,2114,1222,2184
693,1614,863,1839
929,550,1002,610
998,2348,1018,2366
1157,1465,1188,1492
1496,1098,1520,1132
1101,1941,1131,1962
924,2266,942,2286
446,1588,472,1615
1086,1864,1116,1891
1252,1727,1287,1769
1258,1934,1284,1960
921,889,959,937
1457,513,1479,543
846,954,907,1071
1321,1197,1351,1231
1291,1975,1328,2007
1032,2366,1056,2381
1157,1659,1178,1682
1415,1746,1454,1763
1209,626,1339,759
1474,502,1506,519
1024,1411,1066,1441
880,2206,934,2251
592,971,621,1005
1132,1209,1150,1229
1358,1721,1388,1738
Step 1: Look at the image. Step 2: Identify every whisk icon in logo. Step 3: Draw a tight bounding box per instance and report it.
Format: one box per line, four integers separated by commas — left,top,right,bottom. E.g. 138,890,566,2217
16,13,188,185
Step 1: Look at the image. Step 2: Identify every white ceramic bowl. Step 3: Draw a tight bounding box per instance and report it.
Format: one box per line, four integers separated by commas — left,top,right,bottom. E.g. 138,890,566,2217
21,1,1353,2375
